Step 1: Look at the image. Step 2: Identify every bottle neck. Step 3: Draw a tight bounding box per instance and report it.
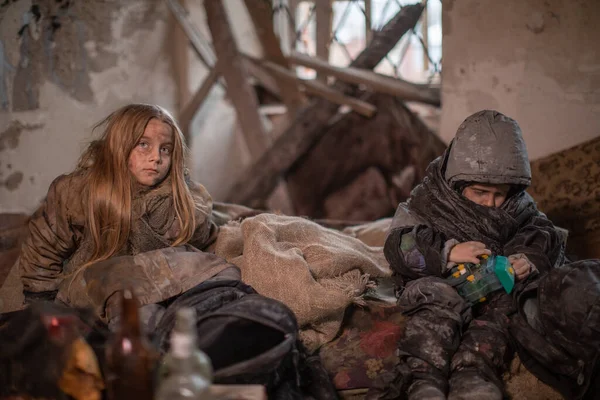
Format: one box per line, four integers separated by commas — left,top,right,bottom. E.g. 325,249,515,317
120,296,142,337
169,331,196,373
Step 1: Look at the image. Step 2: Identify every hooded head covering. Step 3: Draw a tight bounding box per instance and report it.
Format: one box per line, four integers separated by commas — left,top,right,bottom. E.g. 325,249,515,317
444,110,531,189
384,111,564,280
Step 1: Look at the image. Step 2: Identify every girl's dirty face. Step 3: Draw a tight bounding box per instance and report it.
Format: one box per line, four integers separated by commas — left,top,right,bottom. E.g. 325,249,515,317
128,119,173,187
462,183,510,208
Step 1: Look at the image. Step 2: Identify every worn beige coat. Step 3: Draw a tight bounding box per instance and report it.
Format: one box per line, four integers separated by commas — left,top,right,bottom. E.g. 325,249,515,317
19,170,234,321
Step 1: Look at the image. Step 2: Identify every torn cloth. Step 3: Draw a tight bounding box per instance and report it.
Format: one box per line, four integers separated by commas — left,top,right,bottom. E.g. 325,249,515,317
213,213,391,352
385,155,564,281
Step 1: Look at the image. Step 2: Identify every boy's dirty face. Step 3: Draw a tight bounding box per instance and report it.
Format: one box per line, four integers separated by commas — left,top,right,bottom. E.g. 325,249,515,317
128,119,173,187
462,183,510,208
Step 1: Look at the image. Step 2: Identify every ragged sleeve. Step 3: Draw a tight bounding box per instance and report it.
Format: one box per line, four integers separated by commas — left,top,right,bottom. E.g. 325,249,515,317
19,174,80,297
503,211,565,275
384,203,453,281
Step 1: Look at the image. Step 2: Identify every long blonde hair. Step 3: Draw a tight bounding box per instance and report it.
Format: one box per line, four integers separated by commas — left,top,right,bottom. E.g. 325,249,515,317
78,104,196,265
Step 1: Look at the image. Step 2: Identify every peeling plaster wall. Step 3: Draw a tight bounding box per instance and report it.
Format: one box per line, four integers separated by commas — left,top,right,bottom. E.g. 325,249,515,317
0,0,177,212
0,0,260,213
441,0,600,160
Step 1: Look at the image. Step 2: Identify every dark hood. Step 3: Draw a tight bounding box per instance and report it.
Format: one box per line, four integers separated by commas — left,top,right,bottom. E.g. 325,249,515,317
444,110,531,188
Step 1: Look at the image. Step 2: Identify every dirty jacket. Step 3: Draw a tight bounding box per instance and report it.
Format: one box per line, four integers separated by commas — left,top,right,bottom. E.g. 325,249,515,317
510,259,600,399
19,170,234,321
384,110,565,283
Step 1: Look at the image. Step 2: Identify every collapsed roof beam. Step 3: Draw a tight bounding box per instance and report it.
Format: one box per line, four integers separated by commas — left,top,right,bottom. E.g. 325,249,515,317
225,3,426,206
244,0,305,116
288,51,440,106
204,0,270,159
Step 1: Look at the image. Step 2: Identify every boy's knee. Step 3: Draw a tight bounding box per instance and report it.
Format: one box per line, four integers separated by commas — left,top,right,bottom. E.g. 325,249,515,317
400,277,470,317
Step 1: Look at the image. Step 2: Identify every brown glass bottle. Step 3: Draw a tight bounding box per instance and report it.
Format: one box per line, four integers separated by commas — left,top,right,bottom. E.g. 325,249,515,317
104,289,157,400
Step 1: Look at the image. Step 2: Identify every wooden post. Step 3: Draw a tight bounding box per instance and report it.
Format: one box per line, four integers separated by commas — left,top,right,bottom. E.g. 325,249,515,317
179,64,221,141
171,0,190,113
365,0,373,44
244,0,304,116
288,0,299,51
315,0,333,81
204,1,269,158
166,0,216,67
225,4,426,206
421,4,429,72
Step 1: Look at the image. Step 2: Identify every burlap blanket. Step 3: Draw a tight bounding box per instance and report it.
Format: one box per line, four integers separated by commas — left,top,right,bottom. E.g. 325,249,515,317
213,213,391,352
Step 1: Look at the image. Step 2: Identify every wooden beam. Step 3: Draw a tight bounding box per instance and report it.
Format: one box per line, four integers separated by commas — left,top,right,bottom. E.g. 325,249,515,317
288,0,299,51
300,80,376,117
315,0,333,82
179,64,221,142
256,59,376,117
421,4,429,71
204,1,270,158
243,58,281,98
171,0,190,112
288,51,440,105
365,0,373,44
166,0,216,67
225,4,425,206
244,0,304,115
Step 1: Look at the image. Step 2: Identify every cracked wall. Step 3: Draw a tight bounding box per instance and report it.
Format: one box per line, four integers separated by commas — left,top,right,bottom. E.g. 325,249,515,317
0,0,177,212
441,0,600,160
0,0,260,213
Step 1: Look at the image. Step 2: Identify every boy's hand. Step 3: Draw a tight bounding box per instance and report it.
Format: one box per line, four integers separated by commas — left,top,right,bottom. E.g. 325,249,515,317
508,254,533,281
449,241,491,264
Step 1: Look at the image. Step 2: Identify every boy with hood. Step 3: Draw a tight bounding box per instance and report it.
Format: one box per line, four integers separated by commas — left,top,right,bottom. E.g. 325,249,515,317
381,110,565,399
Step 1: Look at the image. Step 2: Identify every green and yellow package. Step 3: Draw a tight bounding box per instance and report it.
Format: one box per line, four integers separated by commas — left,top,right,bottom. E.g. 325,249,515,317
446,255,515,305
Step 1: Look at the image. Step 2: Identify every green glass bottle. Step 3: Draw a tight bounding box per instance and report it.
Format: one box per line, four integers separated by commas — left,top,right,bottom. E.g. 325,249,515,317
155,308,213,399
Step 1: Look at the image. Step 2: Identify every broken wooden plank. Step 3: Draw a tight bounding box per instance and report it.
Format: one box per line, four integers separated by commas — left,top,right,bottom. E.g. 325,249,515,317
166,0,216,68
225,3,425,206
171,0,191,111
286,94,445,219
315,0,333,82
288,51,441,106
205,1,270,158
179,63,221,139
252,58,376,117
287,0,299,51
299,79,376,117
243,58,281,99
244,0,304,115
365,0,373,43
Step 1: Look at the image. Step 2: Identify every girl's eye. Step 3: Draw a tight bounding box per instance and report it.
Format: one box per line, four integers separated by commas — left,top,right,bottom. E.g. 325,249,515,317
161,147,171,155
138,141,149,148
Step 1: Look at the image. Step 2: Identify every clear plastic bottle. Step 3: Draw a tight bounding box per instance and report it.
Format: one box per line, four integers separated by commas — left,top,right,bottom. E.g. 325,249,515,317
155,308,212,399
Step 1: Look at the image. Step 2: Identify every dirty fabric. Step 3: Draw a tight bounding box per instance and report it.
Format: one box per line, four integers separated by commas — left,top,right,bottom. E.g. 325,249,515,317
370,278,514,399
213,213,391,352
384,156,565,281
510,259,600,399
19,170,220,307
380,110,566,398
444,110,532,187
319,301,406,391
58,246,234,323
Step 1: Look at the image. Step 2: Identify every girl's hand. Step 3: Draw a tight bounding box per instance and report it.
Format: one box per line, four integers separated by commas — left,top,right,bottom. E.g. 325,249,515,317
508,254,533,281
449,241,492,264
